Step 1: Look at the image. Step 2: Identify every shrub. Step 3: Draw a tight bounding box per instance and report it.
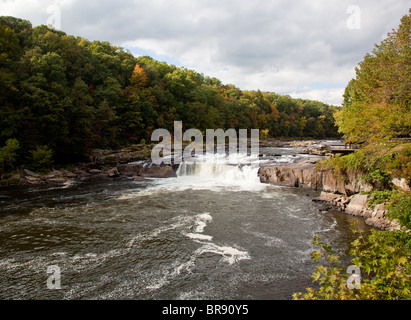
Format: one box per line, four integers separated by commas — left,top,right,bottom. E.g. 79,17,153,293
293,229,411,300
27,145,54,172
387,191,411,230
363,168,392,190
367,190,397,209
0,138,20,174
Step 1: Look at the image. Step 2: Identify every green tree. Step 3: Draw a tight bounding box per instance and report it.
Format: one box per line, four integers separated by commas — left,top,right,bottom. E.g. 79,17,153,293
0,138,20,174
335,10,411,143
28,145,54,172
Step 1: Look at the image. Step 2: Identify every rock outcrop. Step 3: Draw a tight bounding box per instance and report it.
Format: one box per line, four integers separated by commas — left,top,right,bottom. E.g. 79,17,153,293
117,163,177,178
258,159,372,196
259,159,323,189
312,192,402,231
259,159,405,231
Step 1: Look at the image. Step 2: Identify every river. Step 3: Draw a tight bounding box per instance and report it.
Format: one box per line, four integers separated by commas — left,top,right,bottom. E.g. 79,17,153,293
0,143,371,300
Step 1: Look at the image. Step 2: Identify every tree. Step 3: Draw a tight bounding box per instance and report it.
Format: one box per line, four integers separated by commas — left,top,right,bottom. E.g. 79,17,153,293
130,64,148,89
335,10,411,143
0,23,19,108
0,138,20,174
28,145,54,172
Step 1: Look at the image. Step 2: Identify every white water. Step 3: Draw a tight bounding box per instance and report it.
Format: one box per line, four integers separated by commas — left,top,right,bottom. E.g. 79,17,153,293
175,154,263,190
118,154,266,200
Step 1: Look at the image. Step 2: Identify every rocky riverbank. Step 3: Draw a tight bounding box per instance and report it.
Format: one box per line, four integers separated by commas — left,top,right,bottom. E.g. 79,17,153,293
258,157,408,231
1,162,177,188
0,144,178,189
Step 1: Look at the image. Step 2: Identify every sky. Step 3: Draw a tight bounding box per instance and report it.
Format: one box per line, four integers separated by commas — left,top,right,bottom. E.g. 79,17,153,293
1,0,409,106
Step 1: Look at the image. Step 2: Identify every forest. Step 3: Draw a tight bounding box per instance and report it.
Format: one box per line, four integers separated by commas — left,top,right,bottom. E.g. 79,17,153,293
0,16,339,168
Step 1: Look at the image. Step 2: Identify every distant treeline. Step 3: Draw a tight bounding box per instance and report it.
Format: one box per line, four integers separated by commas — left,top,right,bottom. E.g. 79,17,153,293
0,16,340,163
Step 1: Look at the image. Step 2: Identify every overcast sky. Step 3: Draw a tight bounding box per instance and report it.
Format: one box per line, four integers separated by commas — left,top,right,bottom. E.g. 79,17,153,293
1,0,409,105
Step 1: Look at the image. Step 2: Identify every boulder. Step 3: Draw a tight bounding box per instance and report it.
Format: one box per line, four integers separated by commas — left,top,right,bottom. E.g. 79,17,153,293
140,166,177,178
133,176,147,181
47,178,67,184
25,176,43,185
61,170,77,179
117,164,143,177
89,169,103,174
24,169,41,178
107,167,120,178
117,163,176,178
313,191,342,203
345,194,369,217
365,204,390,230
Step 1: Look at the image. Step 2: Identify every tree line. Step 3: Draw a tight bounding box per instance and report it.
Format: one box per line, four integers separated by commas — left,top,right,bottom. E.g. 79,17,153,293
0,16,340,168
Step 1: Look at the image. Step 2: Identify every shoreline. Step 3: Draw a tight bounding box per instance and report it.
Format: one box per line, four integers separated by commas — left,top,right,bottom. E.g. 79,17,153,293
0,139,338,189
1,139,406,232
258,158,405,232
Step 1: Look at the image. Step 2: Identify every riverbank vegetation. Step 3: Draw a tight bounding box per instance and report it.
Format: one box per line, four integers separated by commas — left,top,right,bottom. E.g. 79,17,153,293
295,10,411,300
0,15,339,179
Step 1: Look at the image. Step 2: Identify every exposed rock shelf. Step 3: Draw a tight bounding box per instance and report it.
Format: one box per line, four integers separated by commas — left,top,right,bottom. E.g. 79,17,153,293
258,158,405,231
258,158,372,195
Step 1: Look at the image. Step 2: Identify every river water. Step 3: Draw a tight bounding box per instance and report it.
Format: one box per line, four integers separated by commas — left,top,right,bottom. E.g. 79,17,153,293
0,144,370,300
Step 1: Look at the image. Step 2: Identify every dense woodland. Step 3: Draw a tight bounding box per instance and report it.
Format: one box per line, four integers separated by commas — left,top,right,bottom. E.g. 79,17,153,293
0,16,339,166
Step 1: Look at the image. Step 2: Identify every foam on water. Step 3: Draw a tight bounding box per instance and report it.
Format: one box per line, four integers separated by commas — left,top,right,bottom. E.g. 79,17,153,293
117,154,266,200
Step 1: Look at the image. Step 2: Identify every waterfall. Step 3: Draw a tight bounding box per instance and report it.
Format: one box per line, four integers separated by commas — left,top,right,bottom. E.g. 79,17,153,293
176,154,262,186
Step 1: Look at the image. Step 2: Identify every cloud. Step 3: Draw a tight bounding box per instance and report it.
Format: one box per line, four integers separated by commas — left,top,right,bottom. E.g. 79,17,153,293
1,0,409,105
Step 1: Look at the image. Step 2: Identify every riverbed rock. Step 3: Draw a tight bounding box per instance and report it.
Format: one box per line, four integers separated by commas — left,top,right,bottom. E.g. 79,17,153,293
25,176,43,185
61,170,77,179
140,166,177,178
133,176,147,181
90,146,149,165
117,164,143,176
364,204,390,230
47,178,67,184
24,169,41,178
313,191,342,203
89,169,103,174
117,163,176,178
107,167,120,178
345,194,369,217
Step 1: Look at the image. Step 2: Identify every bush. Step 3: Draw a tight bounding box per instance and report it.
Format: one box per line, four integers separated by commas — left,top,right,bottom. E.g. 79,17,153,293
387,191,411,230
0,138,20,174
367,190,397,209
385,143,411,181
293,228,411,300
27,145,54,172
363,168,392,190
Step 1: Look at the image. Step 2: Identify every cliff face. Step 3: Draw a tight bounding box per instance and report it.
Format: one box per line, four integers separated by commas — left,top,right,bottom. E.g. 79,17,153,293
258,159,402,231
258,159,372,196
